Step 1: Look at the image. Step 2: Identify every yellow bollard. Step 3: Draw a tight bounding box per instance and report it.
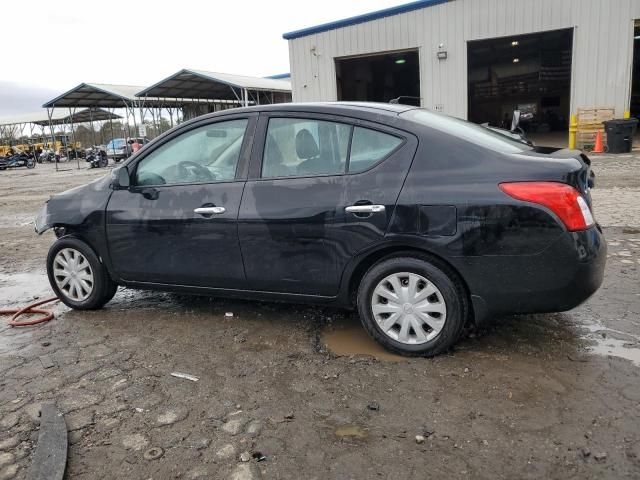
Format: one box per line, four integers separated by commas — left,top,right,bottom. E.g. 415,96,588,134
624,110,631,119
568,114,577,150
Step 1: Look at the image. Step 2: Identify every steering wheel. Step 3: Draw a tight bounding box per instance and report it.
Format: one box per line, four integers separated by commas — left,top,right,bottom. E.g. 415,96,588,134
177,161,216,182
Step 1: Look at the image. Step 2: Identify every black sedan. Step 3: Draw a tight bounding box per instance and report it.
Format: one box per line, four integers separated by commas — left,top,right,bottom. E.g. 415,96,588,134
35,103,605,356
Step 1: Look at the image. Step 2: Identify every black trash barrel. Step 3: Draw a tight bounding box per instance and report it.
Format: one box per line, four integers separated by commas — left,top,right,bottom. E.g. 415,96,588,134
603,118,638,153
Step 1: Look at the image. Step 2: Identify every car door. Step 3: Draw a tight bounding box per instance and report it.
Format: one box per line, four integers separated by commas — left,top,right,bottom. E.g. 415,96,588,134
334,123,418,274
237,112,417,296
105,114,256,288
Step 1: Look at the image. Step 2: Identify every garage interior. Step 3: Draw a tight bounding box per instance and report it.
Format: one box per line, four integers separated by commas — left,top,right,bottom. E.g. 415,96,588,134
335,49,421,106
467,28,573,136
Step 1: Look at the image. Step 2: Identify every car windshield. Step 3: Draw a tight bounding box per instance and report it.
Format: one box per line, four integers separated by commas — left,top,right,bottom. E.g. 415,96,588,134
402,109,533,154
106,139,125,149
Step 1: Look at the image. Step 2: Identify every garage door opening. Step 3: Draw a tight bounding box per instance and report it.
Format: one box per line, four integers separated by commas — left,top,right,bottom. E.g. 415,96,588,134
336,50,420,106
630,20,640,120
467,29,573,138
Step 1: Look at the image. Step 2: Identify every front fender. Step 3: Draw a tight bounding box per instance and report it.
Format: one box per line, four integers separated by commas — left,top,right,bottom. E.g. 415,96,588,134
34,174,113,234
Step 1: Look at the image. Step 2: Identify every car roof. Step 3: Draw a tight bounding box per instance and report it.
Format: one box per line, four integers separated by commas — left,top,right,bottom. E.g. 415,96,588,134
259,101,416,114
195,102,418,123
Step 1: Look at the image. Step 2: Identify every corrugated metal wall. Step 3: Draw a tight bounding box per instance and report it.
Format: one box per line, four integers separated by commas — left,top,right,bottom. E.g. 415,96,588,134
288,0,640,119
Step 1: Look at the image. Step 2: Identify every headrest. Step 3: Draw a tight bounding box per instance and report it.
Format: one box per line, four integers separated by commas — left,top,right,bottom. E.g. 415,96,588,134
295,129,319,159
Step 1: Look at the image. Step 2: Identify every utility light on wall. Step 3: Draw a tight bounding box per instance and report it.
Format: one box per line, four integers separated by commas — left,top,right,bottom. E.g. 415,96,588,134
513,58,520,63
511,40,519,46
437,43,447,61
395,59,406,64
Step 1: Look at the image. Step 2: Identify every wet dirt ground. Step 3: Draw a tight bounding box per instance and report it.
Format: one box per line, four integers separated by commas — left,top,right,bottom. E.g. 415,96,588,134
1,156,640,479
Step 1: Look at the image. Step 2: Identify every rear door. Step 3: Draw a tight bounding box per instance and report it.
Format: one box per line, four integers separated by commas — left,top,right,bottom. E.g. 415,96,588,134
237,112,417,296
333,122,419,286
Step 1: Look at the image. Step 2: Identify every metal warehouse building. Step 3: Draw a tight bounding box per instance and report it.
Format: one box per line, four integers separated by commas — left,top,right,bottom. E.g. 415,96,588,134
284,0,640,133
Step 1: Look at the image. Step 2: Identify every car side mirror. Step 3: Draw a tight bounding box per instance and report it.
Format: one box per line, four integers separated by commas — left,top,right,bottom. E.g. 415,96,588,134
114,167,131,189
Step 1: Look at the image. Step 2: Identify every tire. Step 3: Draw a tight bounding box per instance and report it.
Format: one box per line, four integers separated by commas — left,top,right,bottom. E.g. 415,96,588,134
27,161,35,169
357,255,468,357
46,237,118,310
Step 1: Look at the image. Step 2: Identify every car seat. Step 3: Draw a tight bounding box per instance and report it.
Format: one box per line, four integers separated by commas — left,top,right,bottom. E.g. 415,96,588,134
295,129,327,175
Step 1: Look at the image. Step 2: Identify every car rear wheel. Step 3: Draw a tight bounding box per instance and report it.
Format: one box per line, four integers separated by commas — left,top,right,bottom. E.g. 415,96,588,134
47,237,118,310
357,255,467,357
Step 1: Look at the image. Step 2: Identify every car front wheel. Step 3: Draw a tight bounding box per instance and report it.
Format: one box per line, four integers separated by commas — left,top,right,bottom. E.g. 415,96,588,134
357,255,468,357
46,237,118,310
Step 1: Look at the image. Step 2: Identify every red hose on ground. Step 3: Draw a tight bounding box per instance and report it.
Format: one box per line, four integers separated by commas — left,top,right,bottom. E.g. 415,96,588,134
0,297,59,326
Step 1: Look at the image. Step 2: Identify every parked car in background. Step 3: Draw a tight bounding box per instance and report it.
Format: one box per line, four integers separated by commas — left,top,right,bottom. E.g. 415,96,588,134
106,137,150,162
35,102,605,357
105,138,129,161
128,137,149,154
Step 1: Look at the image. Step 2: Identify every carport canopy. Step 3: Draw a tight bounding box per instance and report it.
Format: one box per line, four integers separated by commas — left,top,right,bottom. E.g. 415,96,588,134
51,108,122,126
0,110,68,127
136,69,292,102
42,83,185,109
0,108,121,127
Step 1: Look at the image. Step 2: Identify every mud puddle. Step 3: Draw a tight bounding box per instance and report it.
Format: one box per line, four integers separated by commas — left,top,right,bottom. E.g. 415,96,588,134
0,213,35,228
0,271,55,306
579,322,640,366
0,271,65,354
321,316,407,362
334,424,369,440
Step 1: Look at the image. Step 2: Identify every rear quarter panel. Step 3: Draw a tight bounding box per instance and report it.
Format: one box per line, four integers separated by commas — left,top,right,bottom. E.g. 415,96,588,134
386,126,578,304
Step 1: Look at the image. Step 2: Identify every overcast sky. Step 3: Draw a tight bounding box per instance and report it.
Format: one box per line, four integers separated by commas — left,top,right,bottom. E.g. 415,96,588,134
0,0,403,116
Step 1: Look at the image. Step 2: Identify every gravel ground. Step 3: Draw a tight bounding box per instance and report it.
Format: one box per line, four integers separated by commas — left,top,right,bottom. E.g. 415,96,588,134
0,152,639,480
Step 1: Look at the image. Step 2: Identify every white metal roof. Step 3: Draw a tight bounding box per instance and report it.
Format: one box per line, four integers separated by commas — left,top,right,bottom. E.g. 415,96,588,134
42,83,188,108
189,70,291,91
137,69,292,99
0,108,121,127
0,110,68,127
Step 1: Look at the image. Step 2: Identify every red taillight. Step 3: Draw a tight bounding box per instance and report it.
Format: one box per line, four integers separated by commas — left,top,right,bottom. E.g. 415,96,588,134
499,182,595,232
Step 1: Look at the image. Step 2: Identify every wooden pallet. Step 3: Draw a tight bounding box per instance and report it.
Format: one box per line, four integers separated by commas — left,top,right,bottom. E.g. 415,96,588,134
577,107,615,126
576,130,607,151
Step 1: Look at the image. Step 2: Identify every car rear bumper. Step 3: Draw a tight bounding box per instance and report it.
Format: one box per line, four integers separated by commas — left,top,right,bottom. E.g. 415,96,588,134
462,225,606,325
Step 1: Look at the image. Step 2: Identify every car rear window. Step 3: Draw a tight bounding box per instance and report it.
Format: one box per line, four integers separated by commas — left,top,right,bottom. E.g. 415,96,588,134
403,109,532,154
107,139,125,149
348,127,403,173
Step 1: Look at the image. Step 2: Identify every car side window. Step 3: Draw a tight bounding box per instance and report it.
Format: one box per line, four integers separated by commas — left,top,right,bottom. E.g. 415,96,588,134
262,118,351,178
135,119,248,186
348,127,403,173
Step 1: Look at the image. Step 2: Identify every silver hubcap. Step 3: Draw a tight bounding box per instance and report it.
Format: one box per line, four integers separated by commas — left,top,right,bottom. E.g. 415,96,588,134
371,272,447,345
53,248,94,302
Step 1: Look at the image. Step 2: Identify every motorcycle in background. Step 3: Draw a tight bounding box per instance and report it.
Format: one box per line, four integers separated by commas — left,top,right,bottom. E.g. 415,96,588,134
0,151,35,170
38,148,60,163
85,146,109,168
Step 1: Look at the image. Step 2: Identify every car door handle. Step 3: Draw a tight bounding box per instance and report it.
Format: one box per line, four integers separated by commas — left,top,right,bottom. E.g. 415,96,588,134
194,207,226,215
345,205,385,214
